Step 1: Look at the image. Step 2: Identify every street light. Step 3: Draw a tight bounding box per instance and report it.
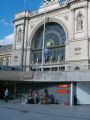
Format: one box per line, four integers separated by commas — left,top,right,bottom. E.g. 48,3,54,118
21,0,27,71
24,0,26,10
41,1,47,71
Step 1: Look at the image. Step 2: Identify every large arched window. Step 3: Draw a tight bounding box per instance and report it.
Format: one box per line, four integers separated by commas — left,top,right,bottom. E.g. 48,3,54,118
31,22,66,65
76,12,83,31
5,57,9,66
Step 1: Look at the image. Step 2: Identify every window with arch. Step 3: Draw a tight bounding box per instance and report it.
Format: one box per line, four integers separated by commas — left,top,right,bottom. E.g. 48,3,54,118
0,58,3,65
5,57,9,66
17,28,22,43
76,12,83,31
31,22,66,64
75,67,80,70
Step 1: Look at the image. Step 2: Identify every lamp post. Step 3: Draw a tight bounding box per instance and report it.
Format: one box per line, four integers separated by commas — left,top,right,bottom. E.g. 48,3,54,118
21,16,26,71
41,1,47,71
21,0,27,71
24,0,26,10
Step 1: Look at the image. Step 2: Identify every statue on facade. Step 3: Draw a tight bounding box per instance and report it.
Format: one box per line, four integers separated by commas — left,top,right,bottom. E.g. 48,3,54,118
66,0,76,3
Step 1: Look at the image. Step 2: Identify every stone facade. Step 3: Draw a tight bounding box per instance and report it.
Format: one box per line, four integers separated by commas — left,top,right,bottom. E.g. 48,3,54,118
0,0,89,71
1,0,90,105
0,45,12,66
11,0,90,71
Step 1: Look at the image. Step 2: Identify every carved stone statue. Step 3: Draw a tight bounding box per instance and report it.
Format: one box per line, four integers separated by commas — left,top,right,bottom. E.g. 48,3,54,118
77,13,83,31
66,0,76,3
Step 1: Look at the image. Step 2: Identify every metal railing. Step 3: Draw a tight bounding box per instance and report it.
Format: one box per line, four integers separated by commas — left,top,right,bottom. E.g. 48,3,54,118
0,63,90,72
0,65,22,71
30,63,90,72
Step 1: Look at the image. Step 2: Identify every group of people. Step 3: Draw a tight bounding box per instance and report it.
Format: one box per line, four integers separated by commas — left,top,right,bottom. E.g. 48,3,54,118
27,89,77,105
27,88,55,104
28,89,39,104
2,88,78,105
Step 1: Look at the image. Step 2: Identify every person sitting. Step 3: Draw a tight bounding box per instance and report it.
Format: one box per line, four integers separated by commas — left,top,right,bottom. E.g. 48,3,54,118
48,94,55,104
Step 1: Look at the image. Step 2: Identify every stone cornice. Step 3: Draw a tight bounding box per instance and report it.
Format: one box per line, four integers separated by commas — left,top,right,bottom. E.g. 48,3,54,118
69,0,88,10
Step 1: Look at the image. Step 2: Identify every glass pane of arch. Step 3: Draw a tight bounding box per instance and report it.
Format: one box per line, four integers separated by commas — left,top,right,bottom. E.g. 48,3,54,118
31,22,66,64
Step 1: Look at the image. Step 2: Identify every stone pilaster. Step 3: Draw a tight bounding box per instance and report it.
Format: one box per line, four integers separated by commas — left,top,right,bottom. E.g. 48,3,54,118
84,5,88,39
69,9,75,41
23,19,29,69
13,26,17,50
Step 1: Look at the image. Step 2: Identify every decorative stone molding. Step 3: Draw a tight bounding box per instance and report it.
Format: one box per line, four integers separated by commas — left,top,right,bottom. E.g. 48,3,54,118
75,47,81,55
62,14,68,21
29,17,69,46
70,1,88,10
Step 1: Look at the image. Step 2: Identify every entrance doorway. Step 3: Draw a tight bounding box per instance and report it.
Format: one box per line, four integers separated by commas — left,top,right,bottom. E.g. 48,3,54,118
0,82,14,100
0,82,6,100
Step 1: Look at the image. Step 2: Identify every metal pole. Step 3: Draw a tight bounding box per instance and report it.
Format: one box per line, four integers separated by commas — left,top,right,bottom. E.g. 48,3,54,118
41,2,46,71
24,0,26,10
70,82,74,105
14,82,16,104
21,15,26,71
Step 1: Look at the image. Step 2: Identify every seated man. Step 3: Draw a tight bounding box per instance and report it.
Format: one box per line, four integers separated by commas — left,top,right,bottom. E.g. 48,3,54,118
48,94,55,104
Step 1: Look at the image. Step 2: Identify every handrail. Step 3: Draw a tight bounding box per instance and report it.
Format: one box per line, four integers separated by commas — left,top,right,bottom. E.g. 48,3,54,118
0,63,90,72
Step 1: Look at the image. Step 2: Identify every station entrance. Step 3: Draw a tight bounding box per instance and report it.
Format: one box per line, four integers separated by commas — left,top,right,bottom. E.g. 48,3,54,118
16,82,70,105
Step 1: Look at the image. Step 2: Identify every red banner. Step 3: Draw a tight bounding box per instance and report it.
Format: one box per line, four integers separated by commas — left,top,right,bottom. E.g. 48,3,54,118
56,90,70,94
57,84,70,88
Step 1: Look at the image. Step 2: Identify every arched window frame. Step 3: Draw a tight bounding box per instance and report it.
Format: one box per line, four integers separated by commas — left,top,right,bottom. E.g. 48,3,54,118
31,22,66,64
0,57,3,65
76,12,83,31
75,66,80,70
5,57,9,66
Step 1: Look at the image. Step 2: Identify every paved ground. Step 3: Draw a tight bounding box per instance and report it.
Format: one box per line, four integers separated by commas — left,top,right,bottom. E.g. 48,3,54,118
0,101,90,120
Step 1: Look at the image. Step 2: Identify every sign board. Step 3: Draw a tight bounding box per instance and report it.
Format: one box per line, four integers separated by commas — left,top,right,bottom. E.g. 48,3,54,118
56,90,70,94
57,84,70,88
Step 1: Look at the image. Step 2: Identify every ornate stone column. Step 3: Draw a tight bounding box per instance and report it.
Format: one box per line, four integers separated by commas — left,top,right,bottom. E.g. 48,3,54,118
13,26,17,50
23,19,29,70
70,82,74,105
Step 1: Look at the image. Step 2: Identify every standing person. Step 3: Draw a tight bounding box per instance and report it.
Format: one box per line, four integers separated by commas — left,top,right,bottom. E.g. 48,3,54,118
74,95,77,105
44,88,49,104
28,89,34,104
4,88,9,102
35,91,39,104
34,91,39,104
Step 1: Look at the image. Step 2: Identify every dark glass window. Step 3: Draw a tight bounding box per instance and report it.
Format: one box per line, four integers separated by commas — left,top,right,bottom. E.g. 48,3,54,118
31,22,66,64
17,28,22,43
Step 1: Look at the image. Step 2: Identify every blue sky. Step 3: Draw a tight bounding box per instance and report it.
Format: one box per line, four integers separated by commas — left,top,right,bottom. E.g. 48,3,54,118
0,0,43,45
0,0,64,45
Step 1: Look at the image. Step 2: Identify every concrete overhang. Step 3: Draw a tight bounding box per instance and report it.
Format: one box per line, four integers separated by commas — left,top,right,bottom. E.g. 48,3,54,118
0,70,90,82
